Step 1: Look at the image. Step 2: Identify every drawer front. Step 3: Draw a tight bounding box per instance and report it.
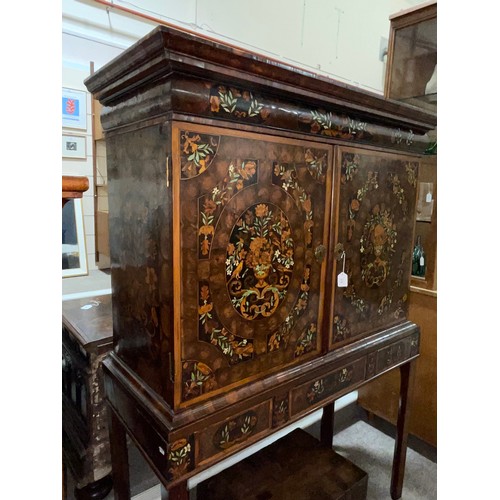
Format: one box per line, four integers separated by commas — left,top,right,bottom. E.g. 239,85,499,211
195,399,272,466
290,358,366,416
375,332,419,374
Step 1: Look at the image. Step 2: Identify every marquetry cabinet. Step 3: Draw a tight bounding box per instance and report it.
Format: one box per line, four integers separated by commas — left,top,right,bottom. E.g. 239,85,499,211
85,25,436,499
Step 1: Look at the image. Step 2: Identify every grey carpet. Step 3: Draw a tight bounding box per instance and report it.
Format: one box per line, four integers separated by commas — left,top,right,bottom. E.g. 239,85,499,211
332,420,437,500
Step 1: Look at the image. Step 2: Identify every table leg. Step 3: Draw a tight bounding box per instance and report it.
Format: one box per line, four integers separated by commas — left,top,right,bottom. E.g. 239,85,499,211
320,400,335,448
108,408,130,500
390,360,416,500
163,481,189,500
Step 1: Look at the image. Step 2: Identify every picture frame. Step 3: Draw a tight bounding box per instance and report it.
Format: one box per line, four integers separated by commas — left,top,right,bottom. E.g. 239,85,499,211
62,134,87,159
62,87,87,130
62,198,88,278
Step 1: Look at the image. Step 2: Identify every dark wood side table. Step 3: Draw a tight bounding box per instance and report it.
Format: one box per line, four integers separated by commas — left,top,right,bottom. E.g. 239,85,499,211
62,294,114,500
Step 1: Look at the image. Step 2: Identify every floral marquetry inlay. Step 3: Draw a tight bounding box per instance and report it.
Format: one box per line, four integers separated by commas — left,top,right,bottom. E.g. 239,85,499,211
180,131,220,178
199,282,254,364
272,162,314,247
268,264,311,352
306,366,354,405
360,204,397,288
272,394,290,427
226,203,294,320
294,323,317,357
214,411,258,451
210,85,270,120
167,438,193,480
182,360,217,401
304,148,328,183
198,159,258,258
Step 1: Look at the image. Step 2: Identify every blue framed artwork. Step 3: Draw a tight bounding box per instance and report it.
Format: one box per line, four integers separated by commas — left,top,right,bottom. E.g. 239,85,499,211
62,87,87,130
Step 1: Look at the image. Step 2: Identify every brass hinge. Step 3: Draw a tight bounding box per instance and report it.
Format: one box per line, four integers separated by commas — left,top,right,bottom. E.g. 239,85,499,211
166,155,170,188
168,352,174,382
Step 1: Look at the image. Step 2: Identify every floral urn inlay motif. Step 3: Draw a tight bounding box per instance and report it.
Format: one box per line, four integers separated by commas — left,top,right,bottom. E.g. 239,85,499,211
226,203,294,320
360,204,397,288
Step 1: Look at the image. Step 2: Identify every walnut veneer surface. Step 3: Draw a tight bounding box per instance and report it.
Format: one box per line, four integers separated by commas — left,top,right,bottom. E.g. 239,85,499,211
84,24,436,500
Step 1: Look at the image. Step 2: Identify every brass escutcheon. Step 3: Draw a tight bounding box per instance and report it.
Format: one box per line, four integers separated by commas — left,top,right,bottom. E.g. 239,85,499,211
314,244,326,263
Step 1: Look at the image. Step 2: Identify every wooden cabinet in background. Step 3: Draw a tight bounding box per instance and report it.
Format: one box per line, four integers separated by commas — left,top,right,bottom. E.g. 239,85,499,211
358,288,436,446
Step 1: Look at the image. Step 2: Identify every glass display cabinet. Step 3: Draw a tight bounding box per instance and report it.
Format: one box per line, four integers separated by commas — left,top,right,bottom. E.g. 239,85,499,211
384,0,437,114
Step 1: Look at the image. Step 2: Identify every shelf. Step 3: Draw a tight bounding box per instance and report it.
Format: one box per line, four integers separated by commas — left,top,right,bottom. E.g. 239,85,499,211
400,93,436,113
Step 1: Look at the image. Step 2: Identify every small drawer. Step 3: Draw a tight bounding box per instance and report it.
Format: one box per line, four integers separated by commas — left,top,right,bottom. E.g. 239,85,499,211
290,358,366,416
375,332,419,375
195,399,272,466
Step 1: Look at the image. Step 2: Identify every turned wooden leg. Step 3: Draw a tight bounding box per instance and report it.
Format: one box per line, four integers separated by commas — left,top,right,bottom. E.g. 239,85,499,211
390,360,416,500
108,409,130,500
320,400,335,448
163,481,189,500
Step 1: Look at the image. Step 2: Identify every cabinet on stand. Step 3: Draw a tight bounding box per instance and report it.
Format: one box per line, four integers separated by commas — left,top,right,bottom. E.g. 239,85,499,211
85,24,436,499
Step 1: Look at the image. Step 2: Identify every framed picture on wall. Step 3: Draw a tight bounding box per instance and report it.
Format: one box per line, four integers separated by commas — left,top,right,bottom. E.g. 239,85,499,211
62,198,88,278
62,87,87,130
62,134,87,159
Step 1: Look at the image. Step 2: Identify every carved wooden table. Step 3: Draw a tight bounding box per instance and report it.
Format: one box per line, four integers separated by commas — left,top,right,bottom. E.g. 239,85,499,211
62,295,113,499
84,24,435,500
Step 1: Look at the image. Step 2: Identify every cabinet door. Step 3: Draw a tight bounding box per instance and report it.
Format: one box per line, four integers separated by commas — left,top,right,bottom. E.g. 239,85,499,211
173,123,333,408
329,147,418,349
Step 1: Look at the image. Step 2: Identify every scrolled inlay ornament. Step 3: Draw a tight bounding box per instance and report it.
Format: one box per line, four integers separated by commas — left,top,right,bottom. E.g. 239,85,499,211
226,203,294,320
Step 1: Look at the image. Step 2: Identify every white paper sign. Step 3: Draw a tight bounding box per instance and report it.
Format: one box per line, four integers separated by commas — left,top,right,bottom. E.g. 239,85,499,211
337,272,348,287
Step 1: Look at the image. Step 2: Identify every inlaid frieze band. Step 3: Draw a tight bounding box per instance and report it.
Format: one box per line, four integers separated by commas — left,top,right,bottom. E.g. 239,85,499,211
203,81,429,153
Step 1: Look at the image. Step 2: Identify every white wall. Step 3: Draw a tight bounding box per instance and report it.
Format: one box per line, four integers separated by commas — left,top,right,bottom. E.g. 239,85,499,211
61,0,428,272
